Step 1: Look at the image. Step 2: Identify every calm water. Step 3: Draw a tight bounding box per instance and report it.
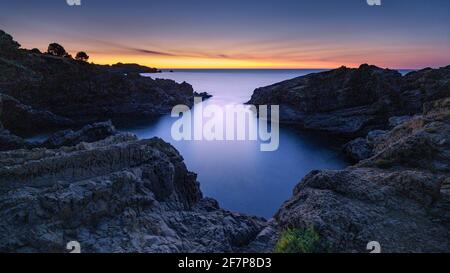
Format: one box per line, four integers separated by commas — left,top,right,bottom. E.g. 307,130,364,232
115,69,348,218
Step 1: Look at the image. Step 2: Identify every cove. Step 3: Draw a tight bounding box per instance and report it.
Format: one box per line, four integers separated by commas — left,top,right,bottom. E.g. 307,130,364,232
114,69,349,218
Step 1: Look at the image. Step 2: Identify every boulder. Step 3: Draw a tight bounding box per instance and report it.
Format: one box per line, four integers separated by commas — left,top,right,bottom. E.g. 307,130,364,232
343,138,372,162
343,130,388,162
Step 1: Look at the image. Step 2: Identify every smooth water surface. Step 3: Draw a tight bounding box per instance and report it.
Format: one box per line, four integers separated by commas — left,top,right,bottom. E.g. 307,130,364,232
116,69,348,218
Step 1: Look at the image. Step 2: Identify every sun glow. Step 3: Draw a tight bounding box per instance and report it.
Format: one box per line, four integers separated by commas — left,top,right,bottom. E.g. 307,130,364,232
90,54,337,69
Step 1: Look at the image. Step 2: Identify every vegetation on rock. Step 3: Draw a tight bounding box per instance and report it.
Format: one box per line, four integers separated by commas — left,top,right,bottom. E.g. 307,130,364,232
274,227,322,253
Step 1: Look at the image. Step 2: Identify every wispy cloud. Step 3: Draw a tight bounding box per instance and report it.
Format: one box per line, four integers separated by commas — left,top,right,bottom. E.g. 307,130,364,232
124,47,176,56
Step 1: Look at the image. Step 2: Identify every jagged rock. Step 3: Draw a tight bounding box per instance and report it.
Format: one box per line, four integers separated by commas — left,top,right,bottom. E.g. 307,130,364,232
366,130,387,143
389,115,412,128
194,91,213,100
0,30,196,134
343,138,372,162
248,64,403,137
248,64,450,138
0,135,271,253
41,121,117,148
343,130,387,162
0,122,26,151
241,221,280,253
275,168,449,253
0,93,73,135
0,30,20,58
364,98,450,171
401,66,450,113
275,97,450,253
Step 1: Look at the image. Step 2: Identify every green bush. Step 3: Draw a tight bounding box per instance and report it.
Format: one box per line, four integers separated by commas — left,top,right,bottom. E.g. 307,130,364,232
274,226,322,253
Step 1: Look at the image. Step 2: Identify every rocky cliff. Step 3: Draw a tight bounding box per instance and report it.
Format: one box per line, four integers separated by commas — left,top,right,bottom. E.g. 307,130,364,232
2,26,450,252
0,134,275,252
249,65,450,252
248,64,450,138
274,97,450,252
0,30,195,136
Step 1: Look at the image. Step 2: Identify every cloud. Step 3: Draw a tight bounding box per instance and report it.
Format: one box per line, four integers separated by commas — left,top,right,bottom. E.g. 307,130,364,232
126,47,176,56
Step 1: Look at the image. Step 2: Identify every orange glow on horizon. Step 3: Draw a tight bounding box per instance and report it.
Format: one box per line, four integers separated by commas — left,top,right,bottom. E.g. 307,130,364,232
24,41,450,70
90,53,339,69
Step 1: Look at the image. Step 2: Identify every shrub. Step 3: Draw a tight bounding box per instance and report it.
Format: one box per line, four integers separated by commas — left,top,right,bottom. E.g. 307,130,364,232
47,43,67,57
75,51,89,62
274,226,322,253
30,48,41,54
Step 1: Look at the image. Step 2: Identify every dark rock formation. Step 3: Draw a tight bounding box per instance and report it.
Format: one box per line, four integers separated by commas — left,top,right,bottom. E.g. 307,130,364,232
248,64,403,136
401,66,450,113
274,97,450,253
0,121,26,151
0,30,20,58
41,121,117,148
0,135,273,253
343,137,372,162
194,91,213,100
248,64,450,138
343,130,387,162
388,115,412,128
0,93,73,135
0,30,195,135
102,62,161,74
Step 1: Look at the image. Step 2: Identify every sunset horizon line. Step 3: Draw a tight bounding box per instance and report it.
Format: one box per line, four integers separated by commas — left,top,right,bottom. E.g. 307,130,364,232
23,44,438,71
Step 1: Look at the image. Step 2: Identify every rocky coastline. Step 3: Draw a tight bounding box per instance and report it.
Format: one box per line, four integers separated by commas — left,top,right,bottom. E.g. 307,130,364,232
1,29,450,253
0,132,276,252
249,65,450,252
0,30,200,136
248,64,450,138
0,30,274,253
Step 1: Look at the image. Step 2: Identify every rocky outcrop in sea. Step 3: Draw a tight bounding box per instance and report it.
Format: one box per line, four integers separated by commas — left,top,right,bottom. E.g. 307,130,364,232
248,64,450,138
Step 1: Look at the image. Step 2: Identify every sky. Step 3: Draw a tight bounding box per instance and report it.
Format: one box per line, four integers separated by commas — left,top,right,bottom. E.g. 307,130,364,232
0,0,449,69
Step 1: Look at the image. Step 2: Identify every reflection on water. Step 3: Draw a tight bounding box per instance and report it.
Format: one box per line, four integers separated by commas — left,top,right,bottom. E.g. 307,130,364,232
116,69,348,218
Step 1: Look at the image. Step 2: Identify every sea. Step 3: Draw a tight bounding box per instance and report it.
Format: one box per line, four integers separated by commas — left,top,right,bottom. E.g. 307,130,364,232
115,69,350,218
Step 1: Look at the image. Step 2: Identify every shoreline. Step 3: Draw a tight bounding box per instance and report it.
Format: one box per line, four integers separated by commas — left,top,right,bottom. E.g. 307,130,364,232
1,29,449,252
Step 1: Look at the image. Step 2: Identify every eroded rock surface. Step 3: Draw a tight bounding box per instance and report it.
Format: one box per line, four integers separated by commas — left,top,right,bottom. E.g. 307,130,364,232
41,121,117,149
248,64,403,136
0,30,196,135
248,64,450,138
0,121,26,151
0,93,73,136
0,135,272,253
275,98,450,253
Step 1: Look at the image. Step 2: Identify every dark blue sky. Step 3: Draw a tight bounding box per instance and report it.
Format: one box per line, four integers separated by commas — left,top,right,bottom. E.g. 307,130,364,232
1,0,449,68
